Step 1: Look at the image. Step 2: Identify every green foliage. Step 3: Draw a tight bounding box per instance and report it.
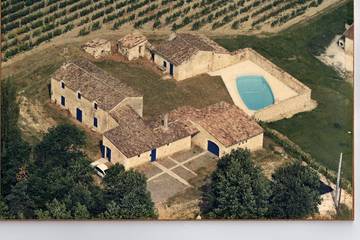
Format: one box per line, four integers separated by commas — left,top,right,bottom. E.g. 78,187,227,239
0,199,10,219
269,162,321,219
201,149,270,219
102,164,157,219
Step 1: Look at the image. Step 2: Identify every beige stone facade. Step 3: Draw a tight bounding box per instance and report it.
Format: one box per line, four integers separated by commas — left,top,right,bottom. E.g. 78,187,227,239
103,135,192,169
118,32,148,61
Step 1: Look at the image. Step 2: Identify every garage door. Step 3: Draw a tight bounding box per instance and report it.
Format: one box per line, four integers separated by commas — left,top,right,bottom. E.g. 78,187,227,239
207,140,219,156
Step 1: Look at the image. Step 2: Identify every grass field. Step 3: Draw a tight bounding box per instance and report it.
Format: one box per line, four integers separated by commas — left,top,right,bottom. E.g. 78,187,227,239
214,0,353,181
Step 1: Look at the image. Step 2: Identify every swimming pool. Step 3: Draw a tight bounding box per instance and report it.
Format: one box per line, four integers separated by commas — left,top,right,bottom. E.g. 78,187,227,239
236,75,274,111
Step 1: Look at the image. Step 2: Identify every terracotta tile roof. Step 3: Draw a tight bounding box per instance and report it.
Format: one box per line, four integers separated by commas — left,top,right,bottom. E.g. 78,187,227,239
161,102,263,147
52,59,141,111
118,32,147,48
345,24,354,40
105,106,193,158
150,33,229,66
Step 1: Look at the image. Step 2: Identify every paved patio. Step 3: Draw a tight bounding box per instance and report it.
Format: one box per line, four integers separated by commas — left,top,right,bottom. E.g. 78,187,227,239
135,147,217,203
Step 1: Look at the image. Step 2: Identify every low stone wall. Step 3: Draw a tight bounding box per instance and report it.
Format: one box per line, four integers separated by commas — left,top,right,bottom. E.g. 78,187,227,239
254,92,312,122
243,48,310,94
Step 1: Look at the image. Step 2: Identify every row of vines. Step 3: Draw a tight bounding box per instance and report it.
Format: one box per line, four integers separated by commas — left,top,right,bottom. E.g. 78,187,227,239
1,0,324,60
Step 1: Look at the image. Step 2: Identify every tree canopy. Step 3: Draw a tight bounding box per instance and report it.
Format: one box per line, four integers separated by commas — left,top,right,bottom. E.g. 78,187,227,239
269,162,321,219
201,149,270,219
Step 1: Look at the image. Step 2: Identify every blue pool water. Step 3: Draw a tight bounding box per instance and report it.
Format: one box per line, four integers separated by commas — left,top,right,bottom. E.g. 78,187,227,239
236,75,274,111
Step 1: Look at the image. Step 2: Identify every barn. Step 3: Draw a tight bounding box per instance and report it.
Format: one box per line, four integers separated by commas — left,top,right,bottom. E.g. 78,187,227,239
147,33,233,80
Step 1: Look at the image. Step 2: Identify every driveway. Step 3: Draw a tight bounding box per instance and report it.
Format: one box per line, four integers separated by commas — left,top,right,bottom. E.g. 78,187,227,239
135,147,217,203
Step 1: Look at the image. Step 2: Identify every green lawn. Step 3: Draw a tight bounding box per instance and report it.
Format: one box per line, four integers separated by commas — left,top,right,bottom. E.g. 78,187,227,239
94,61,232,120
213,1,353,181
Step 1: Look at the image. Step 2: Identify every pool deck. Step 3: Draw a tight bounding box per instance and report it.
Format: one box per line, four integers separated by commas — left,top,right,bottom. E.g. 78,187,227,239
209,60,298,116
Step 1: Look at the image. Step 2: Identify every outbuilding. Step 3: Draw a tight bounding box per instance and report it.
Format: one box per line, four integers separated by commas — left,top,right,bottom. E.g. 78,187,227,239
117,32,148,61
82,39,112,59
147,33,232,80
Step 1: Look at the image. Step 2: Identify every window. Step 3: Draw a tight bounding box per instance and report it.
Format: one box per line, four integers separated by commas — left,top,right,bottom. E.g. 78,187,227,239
163,61,167,68
93,117,98,128
77,91,81,100
94,102,98,110
61,96,65,106
61,81,65,89
151,52,155,61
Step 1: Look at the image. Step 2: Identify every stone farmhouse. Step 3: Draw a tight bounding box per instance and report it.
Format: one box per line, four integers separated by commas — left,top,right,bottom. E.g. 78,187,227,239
117,31,148,61
103,102,263,169
51,59,143,134
51,60,263,169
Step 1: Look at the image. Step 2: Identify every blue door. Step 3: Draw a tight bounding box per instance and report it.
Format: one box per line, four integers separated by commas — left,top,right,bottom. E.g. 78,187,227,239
170,63,174,76
150,149,157,162
106,147,111,161
207,140,219,156
76,108,82,122
100,145,105,158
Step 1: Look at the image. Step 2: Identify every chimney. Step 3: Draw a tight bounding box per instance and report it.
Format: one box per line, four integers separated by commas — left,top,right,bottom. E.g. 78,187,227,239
162,113,169,131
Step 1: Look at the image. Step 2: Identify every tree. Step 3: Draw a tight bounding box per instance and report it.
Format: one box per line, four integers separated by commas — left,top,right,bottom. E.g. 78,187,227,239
269,162,322,219
102,164,157,219
73,202,90,219
201,149,270,219
35,199,72,219
1,78,31,195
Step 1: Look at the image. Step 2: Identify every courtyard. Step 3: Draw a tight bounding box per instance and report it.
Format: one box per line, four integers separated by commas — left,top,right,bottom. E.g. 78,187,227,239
135,147,218,204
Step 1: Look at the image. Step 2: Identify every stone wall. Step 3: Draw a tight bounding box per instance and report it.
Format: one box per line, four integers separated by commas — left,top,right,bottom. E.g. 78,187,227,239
224,133,263,154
